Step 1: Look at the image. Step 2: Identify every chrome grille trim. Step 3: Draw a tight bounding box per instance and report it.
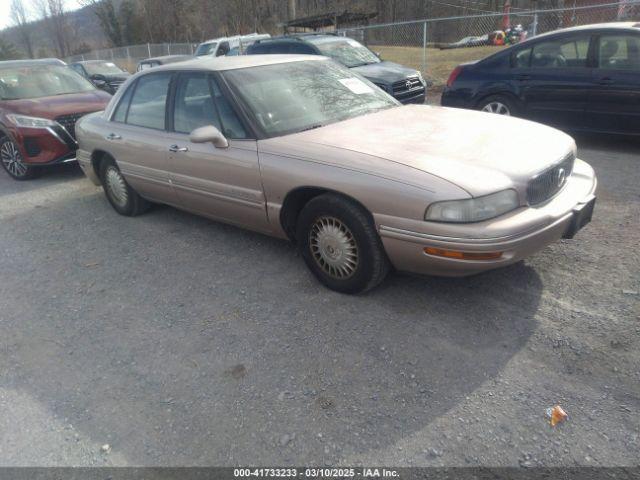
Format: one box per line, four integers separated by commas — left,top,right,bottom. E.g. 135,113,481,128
527,153,575,205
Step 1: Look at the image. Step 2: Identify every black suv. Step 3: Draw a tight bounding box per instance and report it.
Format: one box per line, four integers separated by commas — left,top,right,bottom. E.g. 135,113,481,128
70,60,130,95
246,34,426,104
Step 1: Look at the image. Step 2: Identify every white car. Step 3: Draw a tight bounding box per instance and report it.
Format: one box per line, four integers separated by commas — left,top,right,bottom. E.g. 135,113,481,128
195,33,271,57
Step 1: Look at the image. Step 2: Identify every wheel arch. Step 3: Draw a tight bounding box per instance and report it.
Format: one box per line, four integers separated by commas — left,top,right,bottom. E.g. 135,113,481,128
474,89,522,111
279,186,375,242
90,149,114,180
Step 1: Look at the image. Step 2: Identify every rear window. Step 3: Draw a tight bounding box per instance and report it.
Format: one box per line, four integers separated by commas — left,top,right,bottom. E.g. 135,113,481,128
126,72,171,130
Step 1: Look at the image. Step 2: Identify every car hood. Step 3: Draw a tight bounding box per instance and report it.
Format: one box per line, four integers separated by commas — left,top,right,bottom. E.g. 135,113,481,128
103,73,130,82
270,105,576,198
1,90,111,120
351,60,419,84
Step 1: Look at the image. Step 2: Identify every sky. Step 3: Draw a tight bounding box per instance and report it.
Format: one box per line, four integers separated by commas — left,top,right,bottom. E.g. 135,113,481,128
0,0,82,30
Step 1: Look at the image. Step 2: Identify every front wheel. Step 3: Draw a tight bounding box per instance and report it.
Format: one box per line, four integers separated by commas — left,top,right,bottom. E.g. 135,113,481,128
296,193,390,294
477,95,518,116
99,157,150,216
0,137,37,180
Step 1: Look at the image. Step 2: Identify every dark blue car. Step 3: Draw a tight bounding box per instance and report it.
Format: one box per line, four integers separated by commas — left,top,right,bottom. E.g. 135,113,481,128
441,22,640,135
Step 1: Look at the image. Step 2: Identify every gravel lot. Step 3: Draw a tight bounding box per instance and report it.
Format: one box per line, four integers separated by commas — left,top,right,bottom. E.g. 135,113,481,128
0,130,638,467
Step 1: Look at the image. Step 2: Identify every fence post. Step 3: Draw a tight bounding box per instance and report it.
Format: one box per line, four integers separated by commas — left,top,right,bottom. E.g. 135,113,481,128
126,46,130,63
422,21,427,76
147,43,151,58
167,44,170,55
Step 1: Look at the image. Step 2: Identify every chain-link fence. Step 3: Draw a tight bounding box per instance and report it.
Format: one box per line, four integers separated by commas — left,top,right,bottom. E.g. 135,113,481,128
65,43,197,72
339,0,640,87
66,1,640,84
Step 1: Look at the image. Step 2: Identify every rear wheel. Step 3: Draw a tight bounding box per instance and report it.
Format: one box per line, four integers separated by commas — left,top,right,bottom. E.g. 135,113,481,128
478,95,517,116
99,156,150,216
0,137,37,180
296,193,390,294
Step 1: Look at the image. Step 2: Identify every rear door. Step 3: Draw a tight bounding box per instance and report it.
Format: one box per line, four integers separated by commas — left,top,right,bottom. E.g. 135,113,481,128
585,31,640,133
516,33,593,129
164,71,270,232
105,71,175,203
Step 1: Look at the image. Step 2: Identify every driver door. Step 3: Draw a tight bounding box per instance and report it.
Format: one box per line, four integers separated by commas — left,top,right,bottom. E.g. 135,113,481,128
165,72,270,233
518,33,593,129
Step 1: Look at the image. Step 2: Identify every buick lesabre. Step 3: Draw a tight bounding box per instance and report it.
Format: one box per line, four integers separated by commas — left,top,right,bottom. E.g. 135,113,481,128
76,55,597,293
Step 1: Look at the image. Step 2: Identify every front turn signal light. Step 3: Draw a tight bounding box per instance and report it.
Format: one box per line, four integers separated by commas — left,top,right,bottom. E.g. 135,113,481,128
424,247,503,261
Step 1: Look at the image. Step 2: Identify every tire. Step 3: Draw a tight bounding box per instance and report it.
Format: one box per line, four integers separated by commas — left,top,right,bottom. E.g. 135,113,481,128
477,94,518,116
99,156,150,216
0,137,38,180
296,193,390,294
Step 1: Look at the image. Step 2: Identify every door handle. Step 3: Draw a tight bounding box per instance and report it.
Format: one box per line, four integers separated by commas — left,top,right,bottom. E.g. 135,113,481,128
598,77,614,85
515,74,530,81
105,133,122,140
169,144,189,153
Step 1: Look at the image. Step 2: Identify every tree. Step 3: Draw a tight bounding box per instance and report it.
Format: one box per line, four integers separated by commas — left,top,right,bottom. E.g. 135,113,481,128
78,0,124,46
33,0,72,57
10,0,34,58
0,37,22,61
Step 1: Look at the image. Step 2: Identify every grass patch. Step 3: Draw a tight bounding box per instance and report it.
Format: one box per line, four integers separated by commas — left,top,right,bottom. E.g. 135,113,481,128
375,45,507,86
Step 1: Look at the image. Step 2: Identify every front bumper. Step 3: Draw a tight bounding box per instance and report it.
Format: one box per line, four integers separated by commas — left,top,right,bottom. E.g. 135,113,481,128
7,125,77,166
377,159,597,277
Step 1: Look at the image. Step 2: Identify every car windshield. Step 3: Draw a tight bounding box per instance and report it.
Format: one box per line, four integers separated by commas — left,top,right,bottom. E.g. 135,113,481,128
308,37,380,68
84,62,124,76
195,42,217,56
222,59,398,138
0,64,95,100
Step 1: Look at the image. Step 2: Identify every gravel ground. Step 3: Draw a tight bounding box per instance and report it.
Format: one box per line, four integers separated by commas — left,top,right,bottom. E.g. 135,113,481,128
0,131,638,467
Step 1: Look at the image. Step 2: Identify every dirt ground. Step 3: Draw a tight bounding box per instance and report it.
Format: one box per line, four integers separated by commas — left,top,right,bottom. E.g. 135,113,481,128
0,130,638,467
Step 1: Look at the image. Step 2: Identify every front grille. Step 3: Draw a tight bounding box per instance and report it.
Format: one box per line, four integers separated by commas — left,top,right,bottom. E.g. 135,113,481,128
55,112,92,140
527,153,575,205
391,76,425,100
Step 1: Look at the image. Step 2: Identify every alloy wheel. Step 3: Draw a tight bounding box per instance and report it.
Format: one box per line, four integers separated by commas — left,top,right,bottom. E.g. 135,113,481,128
481,101,511,115
0,140,29,178
309,216,359,279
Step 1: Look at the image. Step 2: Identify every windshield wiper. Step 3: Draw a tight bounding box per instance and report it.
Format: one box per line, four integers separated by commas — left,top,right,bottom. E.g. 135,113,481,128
298,124,324,132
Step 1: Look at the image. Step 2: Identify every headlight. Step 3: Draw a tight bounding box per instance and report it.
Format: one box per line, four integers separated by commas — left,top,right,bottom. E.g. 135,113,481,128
425,189,519,223
416,71,425,85
7,114,56,129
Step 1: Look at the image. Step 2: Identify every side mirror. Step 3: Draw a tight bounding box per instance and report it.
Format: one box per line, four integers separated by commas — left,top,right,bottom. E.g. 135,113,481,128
90,74,107,87
190,125,229,149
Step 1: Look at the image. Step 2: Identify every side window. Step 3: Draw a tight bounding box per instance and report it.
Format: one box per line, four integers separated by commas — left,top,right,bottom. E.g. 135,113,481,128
172,73,247,139
288,43,316,55
126,72,171,130
531,36,590,68
112,82,134,123
513,47,532,67
598,34,640,70
173,73,221,134
217,42,230,57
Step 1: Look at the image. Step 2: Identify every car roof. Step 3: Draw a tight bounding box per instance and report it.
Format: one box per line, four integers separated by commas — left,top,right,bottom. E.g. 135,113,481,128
526,21,640,41
0,58,66,68
147,54,326,73
72,60,115,65
139,55,192,64
199,33,270,45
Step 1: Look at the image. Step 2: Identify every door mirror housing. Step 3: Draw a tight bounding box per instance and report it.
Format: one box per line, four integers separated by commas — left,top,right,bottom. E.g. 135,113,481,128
189,125,229,149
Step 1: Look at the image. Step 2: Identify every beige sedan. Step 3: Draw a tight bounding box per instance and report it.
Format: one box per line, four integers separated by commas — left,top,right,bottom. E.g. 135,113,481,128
76,55,597,293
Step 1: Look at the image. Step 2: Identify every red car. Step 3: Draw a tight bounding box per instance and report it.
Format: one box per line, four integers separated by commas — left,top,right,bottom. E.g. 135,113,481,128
0,59,111,180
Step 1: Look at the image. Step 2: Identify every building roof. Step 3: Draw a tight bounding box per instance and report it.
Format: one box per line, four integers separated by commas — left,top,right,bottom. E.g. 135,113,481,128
282,10,377,31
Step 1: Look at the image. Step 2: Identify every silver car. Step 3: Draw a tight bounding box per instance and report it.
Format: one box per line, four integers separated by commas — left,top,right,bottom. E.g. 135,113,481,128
76,55,597,293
